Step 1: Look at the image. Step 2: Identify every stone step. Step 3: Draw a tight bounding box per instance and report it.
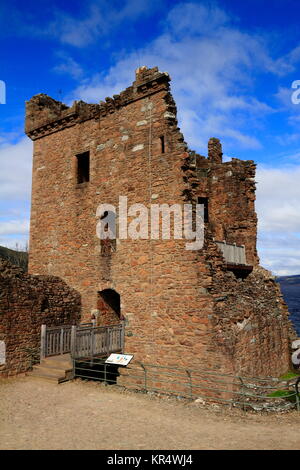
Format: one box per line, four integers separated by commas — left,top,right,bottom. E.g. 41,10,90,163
40,354,72,369
40,359,72,369
27,370,65,384
32,364,72,377
27,353,74,384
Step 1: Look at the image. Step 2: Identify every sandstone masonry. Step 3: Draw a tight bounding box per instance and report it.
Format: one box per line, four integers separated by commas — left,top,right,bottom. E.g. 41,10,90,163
0,260,80,376
25,66,295,378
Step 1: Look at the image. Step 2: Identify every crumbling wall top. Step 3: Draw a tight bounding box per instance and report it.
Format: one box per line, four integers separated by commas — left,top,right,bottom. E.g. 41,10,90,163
25,66,171,140
208,137,223,163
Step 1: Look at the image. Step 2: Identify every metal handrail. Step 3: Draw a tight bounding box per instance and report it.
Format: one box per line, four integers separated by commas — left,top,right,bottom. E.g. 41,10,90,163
73,357,300,412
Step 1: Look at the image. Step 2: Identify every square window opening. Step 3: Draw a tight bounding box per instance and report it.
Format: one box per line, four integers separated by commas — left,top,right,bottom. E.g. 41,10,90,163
76,151,90,184
160,136,165,154
198,197,209,223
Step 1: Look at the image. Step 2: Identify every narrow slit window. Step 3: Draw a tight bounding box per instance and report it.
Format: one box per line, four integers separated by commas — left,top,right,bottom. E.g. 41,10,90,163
160,136,165,154
76,151,90,184
100,210,117,255
198,197,209,223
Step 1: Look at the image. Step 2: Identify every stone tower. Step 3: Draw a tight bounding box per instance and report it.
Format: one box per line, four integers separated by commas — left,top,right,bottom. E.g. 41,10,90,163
25,66,293,377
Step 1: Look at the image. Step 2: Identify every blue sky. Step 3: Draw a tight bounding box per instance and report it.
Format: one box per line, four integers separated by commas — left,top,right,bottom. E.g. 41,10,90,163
1,0,300,274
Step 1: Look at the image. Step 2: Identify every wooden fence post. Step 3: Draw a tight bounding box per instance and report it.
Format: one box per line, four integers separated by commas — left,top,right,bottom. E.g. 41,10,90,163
60,328,64,355
40,324,46,362
106,327,110,355
71,325,77,358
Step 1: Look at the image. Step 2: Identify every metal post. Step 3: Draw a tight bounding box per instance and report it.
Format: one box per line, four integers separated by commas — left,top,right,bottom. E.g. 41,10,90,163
71,357,75,380
40,324,46,362
71,325,77,359
238,376,245,410
104,362,107,385
186,369,193,399
141,363,147,392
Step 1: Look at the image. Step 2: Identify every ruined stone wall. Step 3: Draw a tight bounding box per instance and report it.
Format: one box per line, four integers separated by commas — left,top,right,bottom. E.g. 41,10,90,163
205,242,294,377
183,148,293,376
26,66,294,378
0,260,81,376
185,143,258,266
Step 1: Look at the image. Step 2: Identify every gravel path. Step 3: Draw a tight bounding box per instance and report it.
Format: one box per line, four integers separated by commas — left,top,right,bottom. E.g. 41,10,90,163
0,376,299,450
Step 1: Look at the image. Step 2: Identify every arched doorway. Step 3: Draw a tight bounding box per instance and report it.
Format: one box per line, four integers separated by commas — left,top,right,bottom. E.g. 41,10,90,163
97,289,122,326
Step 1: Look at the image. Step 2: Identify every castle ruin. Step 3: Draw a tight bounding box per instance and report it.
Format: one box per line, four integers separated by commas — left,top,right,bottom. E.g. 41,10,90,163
25,66,293,378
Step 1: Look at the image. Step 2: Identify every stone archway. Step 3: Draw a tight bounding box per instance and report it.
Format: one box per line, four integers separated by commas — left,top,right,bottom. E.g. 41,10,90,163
97,289,122,326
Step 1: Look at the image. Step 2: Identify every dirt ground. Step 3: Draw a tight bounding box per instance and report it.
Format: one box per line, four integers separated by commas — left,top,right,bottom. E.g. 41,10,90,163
0,376,299,450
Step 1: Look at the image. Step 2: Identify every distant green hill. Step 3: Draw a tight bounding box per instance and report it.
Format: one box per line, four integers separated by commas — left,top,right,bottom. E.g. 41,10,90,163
276,275,300,285
0,245,28,271
276,275,300,336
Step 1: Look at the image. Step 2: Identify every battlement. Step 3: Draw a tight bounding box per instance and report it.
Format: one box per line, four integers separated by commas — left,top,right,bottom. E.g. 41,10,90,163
25,66,171,140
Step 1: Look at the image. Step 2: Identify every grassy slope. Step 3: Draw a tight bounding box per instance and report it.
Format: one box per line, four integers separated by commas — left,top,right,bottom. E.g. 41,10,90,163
0,245,28,271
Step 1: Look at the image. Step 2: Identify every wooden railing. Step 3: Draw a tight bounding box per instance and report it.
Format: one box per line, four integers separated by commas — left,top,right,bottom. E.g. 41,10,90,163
73,324,125,360
40,323,125,361
215,240,247,265
40,325,72,359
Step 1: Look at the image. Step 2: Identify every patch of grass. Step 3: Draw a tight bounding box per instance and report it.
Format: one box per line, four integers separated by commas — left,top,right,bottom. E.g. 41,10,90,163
268,389,297,403
279,371,300,381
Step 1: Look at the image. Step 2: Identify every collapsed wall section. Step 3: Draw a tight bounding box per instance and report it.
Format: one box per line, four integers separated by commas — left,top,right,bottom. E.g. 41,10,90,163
0,260,81,376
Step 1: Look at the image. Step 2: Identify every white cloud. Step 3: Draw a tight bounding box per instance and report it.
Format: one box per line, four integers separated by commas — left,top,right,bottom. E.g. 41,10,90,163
275,86,296,112
0,136,32,200
53,54,84,80
50,4,107,47
271,44,300,77
68,2,278,153
0,135,32,249
257,232,300,276
256,165,300,274
166,2,230,35
0,219,29,236
256,165,300,232
47,0,158,47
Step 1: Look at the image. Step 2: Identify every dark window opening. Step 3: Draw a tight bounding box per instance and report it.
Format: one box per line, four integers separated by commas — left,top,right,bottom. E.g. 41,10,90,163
41,297,49,312
160,136,165,154
198,197,209,223
76,151,90,184
99,210,116,255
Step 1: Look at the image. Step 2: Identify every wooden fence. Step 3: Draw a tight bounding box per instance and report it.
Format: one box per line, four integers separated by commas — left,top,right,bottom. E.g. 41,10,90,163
40,325,72,359
73,324,125,359
40,323,125,361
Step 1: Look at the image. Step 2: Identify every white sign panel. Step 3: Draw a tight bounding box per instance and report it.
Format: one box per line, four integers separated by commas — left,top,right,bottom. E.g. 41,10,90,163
0,341,6,365
105,354,133,366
